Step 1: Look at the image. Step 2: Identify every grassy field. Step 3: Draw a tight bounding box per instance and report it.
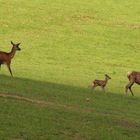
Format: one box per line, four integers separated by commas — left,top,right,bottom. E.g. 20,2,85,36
0,0,140,139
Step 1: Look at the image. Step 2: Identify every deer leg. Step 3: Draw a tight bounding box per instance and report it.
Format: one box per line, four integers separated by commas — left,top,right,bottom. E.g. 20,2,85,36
0,61,3,70
92,83,98,89
125,82,134,96
129,86,134,96
101,86,105,93
6,64,13,77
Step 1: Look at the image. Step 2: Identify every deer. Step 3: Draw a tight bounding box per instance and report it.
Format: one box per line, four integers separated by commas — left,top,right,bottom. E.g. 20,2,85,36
125,71,140,96
0,41,21,77
88,74,111,92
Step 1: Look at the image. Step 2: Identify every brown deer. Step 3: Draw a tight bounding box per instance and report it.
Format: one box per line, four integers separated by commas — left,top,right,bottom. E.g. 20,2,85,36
0,41,21,77
89,74,111,92
125,71,140,96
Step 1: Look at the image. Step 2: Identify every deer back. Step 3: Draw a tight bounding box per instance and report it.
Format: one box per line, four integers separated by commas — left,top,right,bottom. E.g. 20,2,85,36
0,51,10,63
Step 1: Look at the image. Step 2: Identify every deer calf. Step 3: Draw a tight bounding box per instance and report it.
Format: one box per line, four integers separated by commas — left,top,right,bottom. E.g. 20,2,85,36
125,71,140,96
0,41,21,77
89,74,111,92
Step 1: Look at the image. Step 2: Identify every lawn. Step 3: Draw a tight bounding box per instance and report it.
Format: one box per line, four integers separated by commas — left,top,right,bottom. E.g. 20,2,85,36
0,0,140,139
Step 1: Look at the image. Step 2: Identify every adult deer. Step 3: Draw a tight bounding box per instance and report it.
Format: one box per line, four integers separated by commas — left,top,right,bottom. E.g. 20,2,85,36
125,71,140,96
0,41,21,77
89,74,111,92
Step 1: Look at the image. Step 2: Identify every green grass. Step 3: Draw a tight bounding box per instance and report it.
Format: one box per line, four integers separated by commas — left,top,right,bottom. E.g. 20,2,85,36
0,0,140,139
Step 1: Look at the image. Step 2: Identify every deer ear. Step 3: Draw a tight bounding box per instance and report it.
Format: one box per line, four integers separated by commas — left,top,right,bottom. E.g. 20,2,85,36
11,41,14,45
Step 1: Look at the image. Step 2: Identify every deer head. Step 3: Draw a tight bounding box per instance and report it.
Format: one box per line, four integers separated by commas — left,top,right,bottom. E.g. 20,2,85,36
105,74,111,80
11,41,21,51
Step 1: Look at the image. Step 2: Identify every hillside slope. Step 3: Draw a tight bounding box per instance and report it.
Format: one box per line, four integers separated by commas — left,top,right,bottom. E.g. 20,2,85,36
0,0,140,139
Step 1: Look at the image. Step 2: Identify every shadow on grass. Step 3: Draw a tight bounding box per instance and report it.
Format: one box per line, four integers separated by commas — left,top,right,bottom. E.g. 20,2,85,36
0,75,140,140
0,74,140,107
0,74,94,103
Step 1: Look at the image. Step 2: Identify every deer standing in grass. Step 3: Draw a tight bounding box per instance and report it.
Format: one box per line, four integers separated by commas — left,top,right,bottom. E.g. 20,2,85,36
89,74,111,92
0,41,21,77
125,71,140,96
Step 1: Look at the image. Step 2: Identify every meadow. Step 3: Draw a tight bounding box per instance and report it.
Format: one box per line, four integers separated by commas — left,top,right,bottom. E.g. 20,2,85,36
0,0,140,139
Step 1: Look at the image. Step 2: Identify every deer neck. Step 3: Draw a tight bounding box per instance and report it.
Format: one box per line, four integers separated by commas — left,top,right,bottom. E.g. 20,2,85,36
105,78,108,83
9,47,17,59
